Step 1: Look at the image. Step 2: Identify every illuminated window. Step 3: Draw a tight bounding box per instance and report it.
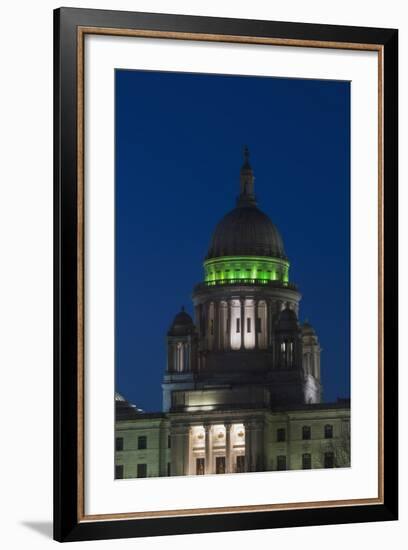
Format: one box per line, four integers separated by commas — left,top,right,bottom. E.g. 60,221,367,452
302,426,311,440
115,437,123,451
302,453,312,469
196,458,205,475
236,318,240,333
236,455,245,473
137,463,147,478
276,455,286,471
138,435,147,450
216,456,226,474
247,317,251,333
115,465,124,479
324,452,335,468
277,428,286,442
324,424,333,439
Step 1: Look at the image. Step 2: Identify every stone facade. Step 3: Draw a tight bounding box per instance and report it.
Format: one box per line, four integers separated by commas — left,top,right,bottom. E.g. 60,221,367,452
115,401,350,478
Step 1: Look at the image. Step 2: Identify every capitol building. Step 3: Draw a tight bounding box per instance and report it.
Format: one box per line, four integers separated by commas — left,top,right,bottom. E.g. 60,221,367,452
115,148,350,479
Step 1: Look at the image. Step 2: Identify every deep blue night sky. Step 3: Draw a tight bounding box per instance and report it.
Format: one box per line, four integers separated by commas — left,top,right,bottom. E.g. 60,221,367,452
115,69,350,412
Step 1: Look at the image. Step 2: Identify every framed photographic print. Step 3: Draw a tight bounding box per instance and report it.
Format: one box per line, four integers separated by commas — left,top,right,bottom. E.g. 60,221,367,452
54,7,398,542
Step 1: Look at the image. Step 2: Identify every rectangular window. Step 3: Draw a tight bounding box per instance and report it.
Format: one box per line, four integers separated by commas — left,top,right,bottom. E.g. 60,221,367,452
210,319,214,335
167,462,171,476
196,457,205,475
276,428,286,442
216,456,226,474
324,424,333,439
236,318,240,333
256,317,262,333
302,453,312,469
115,437,123,451
302,426,311,440
137,463,147,478
168,434,171,448
138,435,147,450
247,317,251,333
115,464,124,479
324,452,335,468
236,455,245,473
276,455,287,471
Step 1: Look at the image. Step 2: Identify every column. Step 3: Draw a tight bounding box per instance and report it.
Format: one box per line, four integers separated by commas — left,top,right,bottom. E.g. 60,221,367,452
244,420,251,472
240,298,245,350
173,344,177,373
170,424,188,476
227,300,232,351
183,426,191,475
255,300,259,350
250,420,264,472
204,424,212,474
225,422,232,473
214,301,219,351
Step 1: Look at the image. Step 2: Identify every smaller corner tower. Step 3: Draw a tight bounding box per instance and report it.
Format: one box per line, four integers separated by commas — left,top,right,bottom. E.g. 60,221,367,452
162,307,198,412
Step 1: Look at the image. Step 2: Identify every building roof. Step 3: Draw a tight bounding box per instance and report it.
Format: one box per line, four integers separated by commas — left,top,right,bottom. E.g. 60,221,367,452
206,148,286,260
115,392,144,420
206,205,286,260
168,307,195,336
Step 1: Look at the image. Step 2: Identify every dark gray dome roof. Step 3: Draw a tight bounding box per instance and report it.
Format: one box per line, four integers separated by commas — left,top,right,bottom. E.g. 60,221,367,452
168,308,195,336
302,321,316,334
206,205,286,260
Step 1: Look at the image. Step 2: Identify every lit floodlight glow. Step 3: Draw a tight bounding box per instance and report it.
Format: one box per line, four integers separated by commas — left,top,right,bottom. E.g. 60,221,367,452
203,255,290,285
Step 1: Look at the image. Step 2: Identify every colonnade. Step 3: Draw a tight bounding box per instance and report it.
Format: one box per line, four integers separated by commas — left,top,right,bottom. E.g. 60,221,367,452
196,298,299,352
171,420,265,476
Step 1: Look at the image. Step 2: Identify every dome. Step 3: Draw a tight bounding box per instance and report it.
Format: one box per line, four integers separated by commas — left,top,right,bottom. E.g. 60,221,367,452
302,321,316,335
168,308,195,336
115,392,143,420
206,204,286,260
276,307,299,330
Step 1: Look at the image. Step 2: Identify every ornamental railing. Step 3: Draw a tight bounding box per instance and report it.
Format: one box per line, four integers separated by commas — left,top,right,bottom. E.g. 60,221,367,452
194,278,298,292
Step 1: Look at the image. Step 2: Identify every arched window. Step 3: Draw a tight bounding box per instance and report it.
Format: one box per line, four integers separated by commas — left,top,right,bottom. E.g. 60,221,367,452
302,453,311,469
276,428,286,442
324,424,333,439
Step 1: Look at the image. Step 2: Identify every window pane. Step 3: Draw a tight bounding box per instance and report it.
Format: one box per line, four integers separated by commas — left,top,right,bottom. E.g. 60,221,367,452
302,426,311,440
302,453,311,469
137,463,147,477
115,437,123,451
324,452,335,468
196,458,205,475
216,456,226,474
115,464,124,479
138,435,147,449
277,455,286,471
277,428,286,442
324,424,333,439
236,455,245,473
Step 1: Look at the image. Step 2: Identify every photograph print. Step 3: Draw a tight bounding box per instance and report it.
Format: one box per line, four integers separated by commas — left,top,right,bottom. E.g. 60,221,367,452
114,69,351,480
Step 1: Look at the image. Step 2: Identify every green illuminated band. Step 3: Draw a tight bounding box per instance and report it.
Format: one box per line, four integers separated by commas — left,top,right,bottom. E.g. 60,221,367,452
204,255,289,284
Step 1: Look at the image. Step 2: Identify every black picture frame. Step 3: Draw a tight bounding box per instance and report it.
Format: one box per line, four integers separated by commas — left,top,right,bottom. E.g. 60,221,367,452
54,7,398,542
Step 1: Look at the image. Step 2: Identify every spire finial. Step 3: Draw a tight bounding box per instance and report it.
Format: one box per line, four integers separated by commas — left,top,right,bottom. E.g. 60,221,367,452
237,145,256,206
243,145,250,165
